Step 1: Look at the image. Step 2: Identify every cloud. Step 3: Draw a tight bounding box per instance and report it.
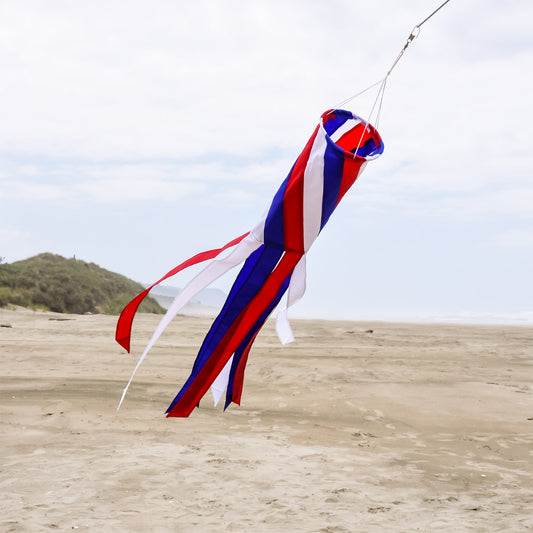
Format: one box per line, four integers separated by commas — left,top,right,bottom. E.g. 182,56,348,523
493,227,533,250
0,228,34,262
0,154,294,207
1,0,531,184
209,189,261,208
76,178,206,203
0,2,455,158
1,1,532,318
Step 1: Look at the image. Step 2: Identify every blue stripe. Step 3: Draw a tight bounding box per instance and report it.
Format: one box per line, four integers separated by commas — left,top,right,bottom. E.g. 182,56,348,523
263,166,292,249
197,244,282,358
320,141,345,230
353,137,384,158
166,244,283,412
224,270,291,409
323,110,352,137
327,109,384,159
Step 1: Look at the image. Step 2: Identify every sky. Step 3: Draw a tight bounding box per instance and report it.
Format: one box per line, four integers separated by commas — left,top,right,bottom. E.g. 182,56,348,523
1,0,532,324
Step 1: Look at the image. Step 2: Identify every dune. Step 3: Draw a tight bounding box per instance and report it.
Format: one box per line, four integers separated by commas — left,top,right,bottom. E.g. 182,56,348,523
1,307,532,532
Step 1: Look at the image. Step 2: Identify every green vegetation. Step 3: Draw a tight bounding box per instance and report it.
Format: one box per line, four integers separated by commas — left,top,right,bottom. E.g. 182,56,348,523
0,253,164,315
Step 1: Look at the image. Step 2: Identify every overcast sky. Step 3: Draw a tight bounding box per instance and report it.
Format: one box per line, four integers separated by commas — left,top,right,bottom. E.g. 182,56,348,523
1,0,532,324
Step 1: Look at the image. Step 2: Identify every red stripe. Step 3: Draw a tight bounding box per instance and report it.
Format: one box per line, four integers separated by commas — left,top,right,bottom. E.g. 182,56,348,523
166,250,303,417
335,156,365,208
115,232,250,352
321,109,336,125
282,126,319,253
321,112,376,209
230,332,258,405
334,122,368,153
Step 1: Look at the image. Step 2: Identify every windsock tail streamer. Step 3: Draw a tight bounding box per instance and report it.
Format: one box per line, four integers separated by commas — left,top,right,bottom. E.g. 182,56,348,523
115,232,250,353
165,250,302,417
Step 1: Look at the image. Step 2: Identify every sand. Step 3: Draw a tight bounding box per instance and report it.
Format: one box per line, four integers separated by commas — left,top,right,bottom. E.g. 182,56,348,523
1,307,532,532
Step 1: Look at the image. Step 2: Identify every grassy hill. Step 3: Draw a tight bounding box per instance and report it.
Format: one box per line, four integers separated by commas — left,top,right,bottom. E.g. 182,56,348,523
0,253,165,315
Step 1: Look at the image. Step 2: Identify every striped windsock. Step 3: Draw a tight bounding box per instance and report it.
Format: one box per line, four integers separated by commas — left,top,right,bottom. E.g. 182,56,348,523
116,109,384,417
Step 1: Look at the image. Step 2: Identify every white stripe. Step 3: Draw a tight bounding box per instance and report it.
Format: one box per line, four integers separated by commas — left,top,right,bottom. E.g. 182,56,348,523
275,125,328,344
275,255,306,344
118,230,263,410
211,355,233,406
302,126,326,252
329,118,362,143
205,213,268,405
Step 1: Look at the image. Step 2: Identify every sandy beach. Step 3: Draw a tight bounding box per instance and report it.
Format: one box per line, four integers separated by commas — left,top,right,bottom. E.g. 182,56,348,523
1,307,532,532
